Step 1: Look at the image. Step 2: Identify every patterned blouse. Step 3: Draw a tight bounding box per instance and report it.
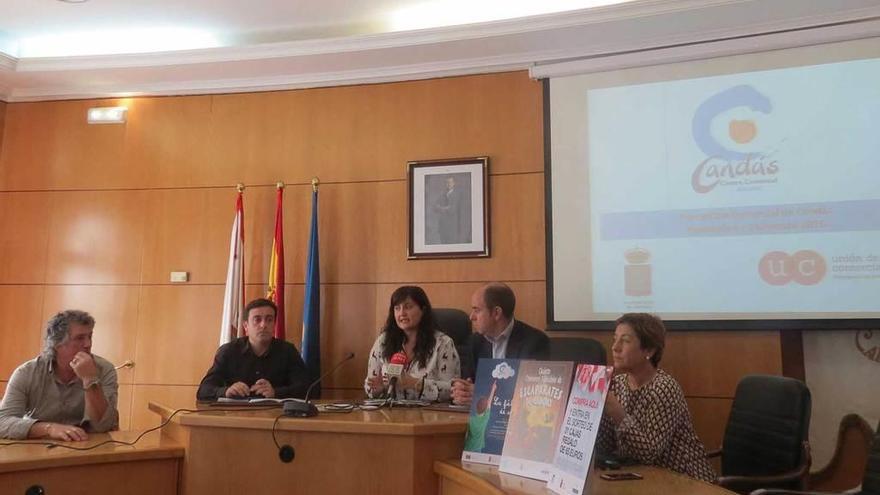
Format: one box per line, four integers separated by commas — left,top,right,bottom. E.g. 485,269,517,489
597,369,716,483
363,331,460,402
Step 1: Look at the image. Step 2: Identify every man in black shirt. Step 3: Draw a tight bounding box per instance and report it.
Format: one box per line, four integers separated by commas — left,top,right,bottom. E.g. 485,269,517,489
197,298,310,401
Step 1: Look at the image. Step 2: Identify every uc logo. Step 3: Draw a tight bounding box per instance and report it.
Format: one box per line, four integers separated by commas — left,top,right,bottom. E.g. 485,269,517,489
758,250,826,286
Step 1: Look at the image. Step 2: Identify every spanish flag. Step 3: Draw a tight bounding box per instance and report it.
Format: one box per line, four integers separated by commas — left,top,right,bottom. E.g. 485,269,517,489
266,184,286,340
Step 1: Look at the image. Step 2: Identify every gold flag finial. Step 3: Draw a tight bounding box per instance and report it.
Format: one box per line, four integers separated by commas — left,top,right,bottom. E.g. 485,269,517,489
311,177,320,192
236,183,244,193
276,181,285,190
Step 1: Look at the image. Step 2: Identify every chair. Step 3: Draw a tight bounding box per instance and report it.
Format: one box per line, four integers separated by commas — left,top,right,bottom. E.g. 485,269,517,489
810,414,876,491
751,420,880,495
710,375,812,494
433,308,472,373
547,337,607,365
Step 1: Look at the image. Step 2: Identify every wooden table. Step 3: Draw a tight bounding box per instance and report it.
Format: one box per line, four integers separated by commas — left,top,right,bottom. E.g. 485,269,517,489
0,430,183,495
435,459,737,495
150,401,469,495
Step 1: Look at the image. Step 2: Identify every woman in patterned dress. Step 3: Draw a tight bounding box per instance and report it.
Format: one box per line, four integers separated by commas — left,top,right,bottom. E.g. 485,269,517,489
364,286,460,401
597,313,716,482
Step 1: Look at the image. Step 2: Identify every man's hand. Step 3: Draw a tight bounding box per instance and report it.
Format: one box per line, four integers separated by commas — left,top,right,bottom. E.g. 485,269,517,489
225,382,250,398
250,379,275,398
43,422,88,442
451,378,474,406
69,352,98,384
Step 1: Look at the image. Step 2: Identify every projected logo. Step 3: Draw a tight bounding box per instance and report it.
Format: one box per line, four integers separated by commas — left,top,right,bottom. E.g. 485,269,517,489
758,250,826,286
691,85,779,193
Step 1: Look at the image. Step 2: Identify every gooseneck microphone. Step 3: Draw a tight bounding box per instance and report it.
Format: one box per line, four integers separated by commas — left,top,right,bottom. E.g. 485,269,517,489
282,352,356,418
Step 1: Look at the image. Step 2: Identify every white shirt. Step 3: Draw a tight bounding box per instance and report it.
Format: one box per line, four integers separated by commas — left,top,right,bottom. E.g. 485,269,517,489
484,318,515,359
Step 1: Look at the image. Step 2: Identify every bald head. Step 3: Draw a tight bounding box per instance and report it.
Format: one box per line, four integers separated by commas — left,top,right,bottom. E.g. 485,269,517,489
470,283,516,337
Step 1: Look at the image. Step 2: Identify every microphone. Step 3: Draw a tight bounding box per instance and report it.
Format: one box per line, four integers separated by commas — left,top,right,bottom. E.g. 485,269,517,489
282,352,355,418
384,352,409,400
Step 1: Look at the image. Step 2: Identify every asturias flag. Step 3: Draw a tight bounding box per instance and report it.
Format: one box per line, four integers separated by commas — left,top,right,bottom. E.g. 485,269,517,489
302,187,321,395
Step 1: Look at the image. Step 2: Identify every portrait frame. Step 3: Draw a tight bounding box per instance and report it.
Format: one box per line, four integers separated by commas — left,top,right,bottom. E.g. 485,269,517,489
407,156,490,259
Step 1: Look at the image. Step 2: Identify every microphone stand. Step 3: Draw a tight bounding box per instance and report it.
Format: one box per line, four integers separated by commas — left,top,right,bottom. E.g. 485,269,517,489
283,352,355,418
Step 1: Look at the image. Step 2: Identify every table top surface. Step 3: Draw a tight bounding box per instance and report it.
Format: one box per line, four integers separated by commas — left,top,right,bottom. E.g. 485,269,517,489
0,430,183,473
435,459,736,495
149,400,470,435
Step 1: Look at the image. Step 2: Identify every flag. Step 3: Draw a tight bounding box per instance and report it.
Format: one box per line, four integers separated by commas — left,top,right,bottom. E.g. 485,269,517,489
220,190,245,346
266,185,286,340
302,186,321,395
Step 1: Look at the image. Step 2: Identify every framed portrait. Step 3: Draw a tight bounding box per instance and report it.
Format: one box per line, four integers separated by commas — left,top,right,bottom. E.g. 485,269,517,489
408,157,490,259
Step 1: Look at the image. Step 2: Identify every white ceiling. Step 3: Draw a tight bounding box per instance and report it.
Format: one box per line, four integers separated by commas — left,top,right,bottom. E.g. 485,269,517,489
2,0,880,102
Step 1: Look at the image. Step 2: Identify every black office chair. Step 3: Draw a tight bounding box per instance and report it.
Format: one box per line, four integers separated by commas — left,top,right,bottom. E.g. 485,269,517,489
751,420,880,495
434,308,472,373
547,337,607,365
710,375,813,494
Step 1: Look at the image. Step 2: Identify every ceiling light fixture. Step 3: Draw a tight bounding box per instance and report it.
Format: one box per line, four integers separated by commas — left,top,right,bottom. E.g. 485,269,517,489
57,0,89,3
87,107,127,124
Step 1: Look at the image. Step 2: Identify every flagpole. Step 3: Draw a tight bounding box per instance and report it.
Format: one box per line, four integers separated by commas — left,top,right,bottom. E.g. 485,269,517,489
268,181,286,340
220,183,245,346
302,177,322,396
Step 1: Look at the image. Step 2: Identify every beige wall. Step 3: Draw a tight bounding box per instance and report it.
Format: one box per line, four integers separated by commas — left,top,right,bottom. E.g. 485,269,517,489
0,72,785,451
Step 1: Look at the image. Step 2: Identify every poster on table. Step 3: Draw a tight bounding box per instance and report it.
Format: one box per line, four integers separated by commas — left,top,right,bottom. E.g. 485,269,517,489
461,359,521,465
547,364,614,495
498,360,573,481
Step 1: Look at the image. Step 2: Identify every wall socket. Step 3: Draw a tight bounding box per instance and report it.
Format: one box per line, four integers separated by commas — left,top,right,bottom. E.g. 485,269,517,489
170,271,189,283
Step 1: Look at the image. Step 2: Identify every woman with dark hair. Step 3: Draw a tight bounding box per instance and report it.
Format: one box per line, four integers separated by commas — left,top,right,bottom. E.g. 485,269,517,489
597,313,715,482
364,286,460,401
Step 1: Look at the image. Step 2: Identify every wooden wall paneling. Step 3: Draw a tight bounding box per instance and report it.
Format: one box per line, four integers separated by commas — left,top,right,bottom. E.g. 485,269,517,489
208,72,542,186
781,329,806,380
687,397,733,453
662,331,782,398
40,285,140,381
209,91,317,186
0,192,52,284
133,285,224,385
117,384,133,431
122,95,216,188
139,188,236,285
386,73,544,176
0,99,130,190
320,284,383,391
0,382,5,399
320,173,545,284
129,385,198,430
44,190,148,285
0,286,44,380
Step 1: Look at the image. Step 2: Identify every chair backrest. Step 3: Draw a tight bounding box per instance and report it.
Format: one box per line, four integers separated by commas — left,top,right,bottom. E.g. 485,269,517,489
722,374,812,484
547,337,607,365
434,308,472,373
863,421,880,495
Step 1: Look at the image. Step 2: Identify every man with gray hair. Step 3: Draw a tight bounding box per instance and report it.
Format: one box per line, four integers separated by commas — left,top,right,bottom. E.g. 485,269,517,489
0,310,119,440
